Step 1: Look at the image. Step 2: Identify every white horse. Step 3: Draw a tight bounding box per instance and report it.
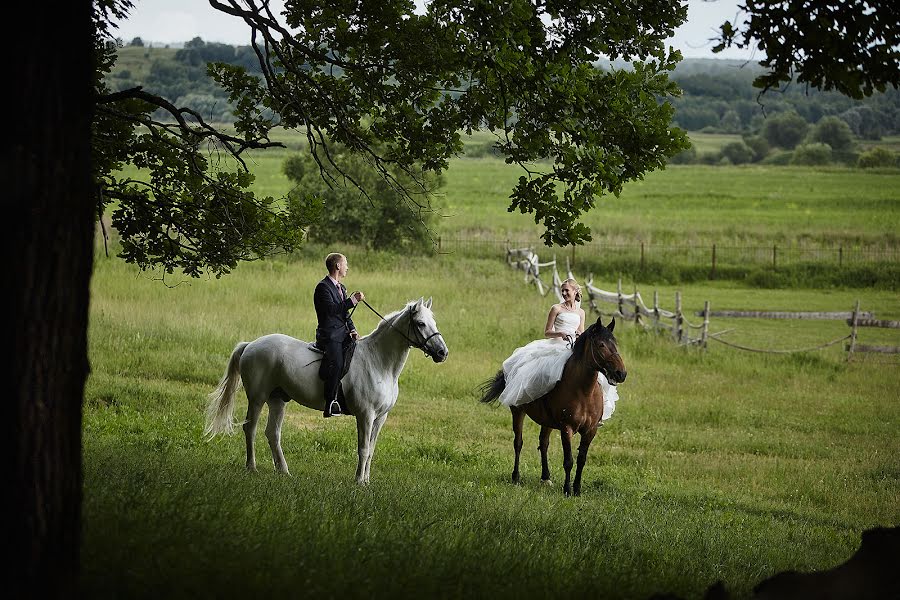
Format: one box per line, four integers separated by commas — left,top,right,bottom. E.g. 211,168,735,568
204,297,448,484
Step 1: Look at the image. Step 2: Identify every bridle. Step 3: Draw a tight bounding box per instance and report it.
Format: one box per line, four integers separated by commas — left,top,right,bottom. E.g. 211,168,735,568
585,331,621,382
356,299,445,359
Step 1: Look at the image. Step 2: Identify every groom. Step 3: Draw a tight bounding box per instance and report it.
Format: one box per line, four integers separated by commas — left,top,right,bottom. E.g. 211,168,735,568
314,252,364,418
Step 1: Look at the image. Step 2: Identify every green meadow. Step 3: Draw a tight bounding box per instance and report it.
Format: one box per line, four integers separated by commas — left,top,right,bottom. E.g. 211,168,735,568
84,131,900,598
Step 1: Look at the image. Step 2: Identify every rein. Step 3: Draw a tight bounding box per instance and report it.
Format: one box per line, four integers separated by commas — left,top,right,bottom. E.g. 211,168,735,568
354,299,444,358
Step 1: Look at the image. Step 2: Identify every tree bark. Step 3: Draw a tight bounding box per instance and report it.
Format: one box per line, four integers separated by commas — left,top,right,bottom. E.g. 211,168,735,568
6,3,94,596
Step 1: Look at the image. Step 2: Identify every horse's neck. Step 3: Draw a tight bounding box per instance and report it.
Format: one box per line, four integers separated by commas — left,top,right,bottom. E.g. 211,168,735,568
361,317,412,376
565,352,599,390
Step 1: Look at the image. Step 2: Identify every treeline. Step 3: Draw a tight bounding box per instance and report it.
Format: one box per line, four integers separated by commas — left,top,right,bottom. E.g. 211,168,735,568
108,37,264,123
669,60,899,140
109,37,900,150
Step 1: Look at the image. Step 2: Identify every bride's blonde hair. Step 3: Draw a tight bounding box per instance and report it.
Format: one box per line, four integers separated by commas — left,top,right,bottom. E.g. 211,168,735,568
561,278,582,303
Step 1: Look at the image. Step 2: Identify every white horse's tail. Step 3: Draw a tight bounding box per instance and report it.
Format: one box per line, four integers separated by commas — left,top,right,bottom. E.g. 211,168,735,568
204,342,249,438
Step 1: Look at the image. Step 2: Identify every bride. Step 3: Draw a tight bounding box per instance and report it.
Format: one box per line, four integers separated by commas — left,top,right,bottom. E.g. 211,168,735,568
498,278,619,421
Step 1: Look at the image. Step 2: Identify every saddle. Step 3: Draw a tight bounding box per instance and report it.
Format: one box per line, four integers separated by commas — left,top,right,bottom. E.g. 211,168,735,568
308,339,356,379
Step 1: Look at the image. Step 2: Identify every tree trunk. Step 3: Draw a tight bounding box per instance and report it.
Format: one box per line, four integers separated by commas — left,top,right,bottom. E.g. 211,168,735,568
7,3,94,596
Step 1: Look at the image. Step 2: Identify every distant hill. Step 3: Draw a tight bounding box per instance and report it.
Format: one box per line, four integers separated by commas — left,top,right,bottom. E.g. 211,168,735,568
106,39,899,137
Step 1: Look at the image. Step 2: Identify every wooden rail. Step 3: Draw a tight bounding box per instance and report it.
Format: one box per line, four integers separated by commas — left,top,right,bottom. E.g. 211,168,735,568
507,245,898,360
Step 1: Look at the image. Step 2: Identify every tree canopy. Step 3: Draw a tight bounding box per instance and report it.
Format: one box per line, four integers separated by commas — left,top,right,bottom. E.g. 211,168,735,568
96,0,690,273
714,0,900,99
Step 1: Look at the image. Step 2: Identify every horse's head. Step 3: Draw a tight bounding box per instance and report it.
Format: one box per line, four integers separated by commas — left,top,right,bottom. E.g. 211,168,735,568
403,297,448,363
574,316,626,385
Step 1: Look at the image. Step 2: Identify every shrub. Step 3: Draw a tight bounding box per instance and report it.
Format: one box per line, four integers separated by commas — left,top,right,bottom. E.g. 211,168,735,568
791,143,833,166
669,145,697,164
721,141,754,165
763,111,809,149
283,146,444,252
742,135,770,162
857,147,899,169
808,116,855,152
698,152,720,165
760,150,794,165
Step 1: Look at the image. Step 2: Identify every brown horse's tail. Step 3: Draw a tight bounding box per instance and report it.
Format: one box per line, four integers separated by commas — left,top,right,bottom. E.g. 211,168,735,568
478,370,506,404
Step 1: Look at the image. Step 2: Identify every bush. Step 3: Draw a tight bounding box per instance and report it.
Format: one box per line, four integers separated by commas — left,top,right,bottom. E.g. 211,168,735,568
791,143,833,166
760,150,794,165
283,146,444,252
857,147,899,169
763,111,809,149
698,152,720,165
669,145,697,164
808,116,855,152
721,141,754,165
742,135,770,162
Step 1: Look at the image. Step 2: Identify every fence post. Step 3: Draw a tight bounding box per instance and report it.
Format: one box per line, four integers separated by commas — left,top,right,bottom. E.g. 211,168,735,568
710,243,717,279
617,278,624,318
640,241,645,271
674,291,683,344
848,299,860,361
653,289,660,333
634,283,640,325
839,245,843,268
701,300,710,350
438,236,442,252
773,244,777,269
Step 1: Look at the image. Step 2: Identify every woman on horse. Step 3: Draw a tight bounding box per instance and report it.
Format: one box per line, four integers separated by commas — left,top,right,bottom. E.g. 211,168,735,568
498,278,619,422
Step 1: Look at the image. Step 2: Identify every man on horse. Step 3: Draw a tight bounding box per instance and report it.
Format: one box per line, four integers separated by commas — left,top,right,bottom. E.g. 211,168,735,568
314,252,364,418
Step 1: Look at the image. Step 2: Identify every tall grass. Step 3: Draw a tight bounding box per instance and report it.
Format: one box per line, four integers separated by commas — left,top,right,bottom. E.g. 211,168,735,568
81,247,900,598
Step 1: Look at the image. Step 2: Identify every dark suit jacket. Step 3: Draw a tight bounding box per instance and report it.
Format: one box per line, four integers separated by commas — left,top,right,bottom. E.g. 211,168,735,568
314,276,356,343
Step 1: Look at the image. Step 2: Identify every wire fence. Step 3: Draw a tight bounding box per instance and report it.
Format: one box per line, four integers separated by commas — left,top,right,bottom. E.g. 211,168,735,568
506,246,900,360
436,237,900,270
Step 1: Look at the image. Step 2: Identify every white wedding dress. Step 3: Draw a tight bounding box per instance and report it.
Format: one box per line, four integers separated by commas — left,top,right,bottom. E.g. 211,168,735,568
498,310,619,421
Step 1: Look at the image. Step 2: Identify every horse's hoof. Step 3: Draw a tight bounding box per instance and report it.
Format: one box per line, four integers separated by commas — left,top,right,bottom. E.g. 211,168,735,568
541,479,553,486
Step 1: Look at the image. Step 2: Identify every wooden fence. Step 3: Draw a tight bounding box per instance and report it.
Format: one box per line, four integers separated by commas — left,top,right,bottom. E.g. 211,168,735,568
506,245,900,359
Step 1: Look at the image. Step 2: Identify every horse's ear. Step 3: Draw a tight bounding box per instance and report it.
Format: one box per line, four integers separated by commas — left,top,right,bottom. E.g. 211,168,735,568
607,318,616,332
424,296,433,309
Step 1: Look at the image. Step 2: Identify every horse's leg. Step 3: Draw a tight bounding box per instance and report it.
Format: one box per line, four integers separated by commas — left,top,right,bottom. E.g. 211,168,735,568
538,425,553,485
355,413,374,485
242,395,265,472
511,406,526,485
264,399,290,475
559,426,574,496
572,427,597,496
363,412,388,484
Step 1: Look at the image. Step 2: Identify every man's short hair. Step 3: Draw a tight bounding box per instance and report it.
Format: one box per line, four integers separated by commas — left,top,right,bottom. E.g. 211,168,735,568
325,253,345,273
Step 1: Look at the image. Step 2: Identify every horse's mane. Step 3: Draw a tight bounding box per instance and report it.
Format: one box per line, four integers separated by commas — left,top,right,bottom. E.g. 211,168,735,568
571,321,614,356
367,300,425,337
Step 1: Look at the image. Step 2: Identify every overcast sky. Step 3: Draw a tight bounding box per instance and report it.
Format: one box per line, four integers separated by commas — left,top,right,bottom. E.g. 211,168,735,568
112,0,754,61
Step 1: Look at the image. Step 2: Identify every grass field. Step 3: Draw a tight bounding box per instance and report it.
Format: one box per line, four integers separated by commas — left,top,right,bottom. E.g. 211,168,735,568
81,237,899,599
87,128,900,598
215,128,900,249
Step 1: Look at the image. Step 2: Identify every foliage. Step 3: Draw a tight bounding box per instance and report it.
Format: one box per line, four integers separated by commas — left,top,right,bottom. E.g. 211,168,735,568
742,134,770,162
669,145,698,164
840,105,885,140
808,116,855,151
713,0,900,99
791,143,833,166
93,17,311,277
720,141,754,165
760,150,794,165
206,0,690,247
858,147,900,168
282,147,444,251
763,111,809,149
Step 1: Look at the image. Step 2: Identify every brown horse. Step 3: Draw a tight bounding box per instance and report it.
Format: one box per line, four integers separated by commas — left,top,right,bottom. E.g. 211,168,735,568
479,317,627,496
